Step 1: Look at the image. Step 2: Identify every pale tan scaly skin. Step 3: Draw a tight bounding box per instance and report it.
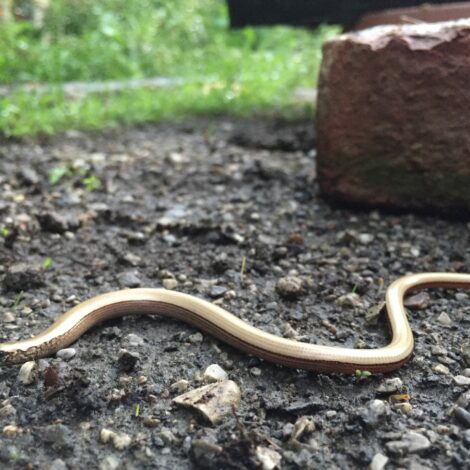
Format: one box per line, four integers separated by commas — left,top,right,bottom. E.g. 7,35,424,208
0,273,469,373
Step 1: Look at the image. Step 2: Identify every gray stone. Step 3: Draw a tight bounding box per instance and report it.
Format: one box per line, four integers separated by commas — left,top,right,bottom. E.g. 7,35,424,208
173,380,241,424
3,262,45,292
117,349,140,371
56,348,77,361
463,343,470,367
41,424,75,451
117,270,141,288
404,292,430,310
46,459,67,470
454,407,470,428
377,377,403,394
37,211,78,233
463,429,470,446
454,375,470,386
370,453,389,470
386,431,431,455
209,285,227,298
360,399,389,428
276,276,304,299
191,440,223,466
457,390,470,408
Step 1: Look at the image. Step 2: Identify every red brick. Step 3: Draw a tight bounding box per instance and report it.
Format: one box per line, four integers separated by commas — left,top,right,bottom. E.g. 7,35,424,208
316,20,470,215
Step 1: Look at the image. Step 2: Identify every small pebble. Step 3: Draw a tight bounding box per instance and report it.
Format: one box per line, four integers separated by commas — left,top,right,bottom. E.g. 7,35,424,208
203,364,228,382
191,439,223,464
159,428,177,446
437,312,452,326
224,290,237,300
117,349,140,372
457,390,470,408
275,276,304,299
56,348,77,361
117,271,141,288
255,446,282,470
454,407,470,428
188,332,203,343
17,361,37,385
377,377,403,394
290,416,315,441
433,364,450,375
3,424,22,437
143,416,160,428
358,233,374,245
250,367,262,377
173,380,241,424
209,285,227,298
3,262,45,292
37,211,75,234
336,292,363,308
99,455,121,470
436,425,450,434
0,404,16,419
462,429,470,446
42,424,74,450
170,379,189,394
100,428,132,450
3,311,15,323
394,402,413,414
137,375,147,385
162,278,178,290
386,431,431,455
124,333,144,347
463,368,470,378
360,400,389,428
47,459,67,470
453,375,470,386
462,343,470,367
369,453,389,470
404,292,430,310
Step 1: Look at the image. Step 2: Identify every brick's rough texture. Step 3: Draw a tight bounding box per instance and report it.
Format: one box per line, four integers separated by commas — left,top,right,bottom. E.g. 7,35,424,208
316,20,470,215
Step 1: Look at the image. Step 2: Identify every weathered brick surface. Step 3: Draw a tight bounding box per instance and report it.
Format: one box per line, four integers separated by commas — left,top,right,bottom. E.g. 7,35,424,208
316,20,470,216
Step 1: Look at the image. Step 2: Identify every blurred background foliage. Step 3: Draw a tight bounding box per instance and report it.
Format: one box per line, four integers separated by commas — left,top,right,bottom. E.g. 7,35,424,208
0,0,338,136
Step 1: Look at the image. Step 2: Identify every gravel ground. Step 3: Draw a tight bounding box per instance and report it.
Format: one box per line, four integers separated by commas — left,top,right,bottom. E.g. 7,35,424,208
0,117,469,470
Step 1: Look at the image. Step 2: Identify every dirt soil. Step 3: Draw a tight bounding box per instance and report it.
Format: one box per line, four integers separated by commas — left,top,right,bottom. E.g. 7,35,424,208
0,117,469,470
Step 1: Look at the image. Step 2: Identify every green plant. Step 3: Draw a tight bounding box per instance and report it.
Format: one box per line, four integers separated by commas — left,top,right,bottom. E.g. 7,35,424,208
0,1,339,136
13,291,24,309
355,369,372,378
82,175,102,192
49,166,71,185
42,257,54,269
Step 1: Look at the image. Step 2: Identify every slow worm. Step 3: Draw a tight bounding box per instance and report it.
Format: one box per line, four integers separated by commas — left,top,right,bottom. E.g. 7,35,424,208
0,273,469,373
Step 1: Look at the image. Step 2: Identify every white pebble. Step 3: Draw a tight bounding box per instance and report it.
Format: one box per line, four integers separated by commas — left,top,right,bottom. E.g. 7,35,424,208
162,278,178,290
437,312,452,326
256,446,282,470
100,428,132,450
370,453,389,470
433,364,450,375
203,364,228,383
454,375,470,386
173,380,241,425
17,361,37,385
56,348,77,361
170,379,189,393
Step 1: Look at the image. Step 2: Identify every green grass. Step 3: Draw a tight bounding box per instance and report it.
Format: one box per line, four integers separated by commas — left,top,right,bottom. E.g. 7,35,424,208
0,0,338,136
